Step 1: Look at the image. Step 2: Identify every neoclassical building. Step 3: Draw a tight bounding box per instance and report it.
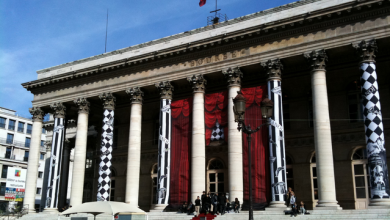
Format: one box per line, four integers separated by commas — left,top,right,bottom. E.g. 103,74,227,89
21,0,390,213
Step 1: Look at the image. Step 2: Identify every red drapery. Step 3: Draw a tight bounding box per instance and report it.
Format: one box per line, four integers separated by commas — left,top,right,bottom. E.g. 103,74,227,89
205,91,228,145
241,86,270,208
170,98,192,207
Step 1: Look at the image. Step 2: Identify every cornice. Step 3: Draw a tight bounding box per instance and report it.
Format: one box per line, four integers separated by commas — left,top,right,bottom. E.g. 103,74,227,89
22,1,388,91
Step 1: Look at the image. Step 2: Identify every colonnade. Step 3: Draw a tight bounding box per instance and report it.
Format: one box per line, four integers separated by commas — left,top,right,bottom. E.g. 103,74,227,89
23,40,390,212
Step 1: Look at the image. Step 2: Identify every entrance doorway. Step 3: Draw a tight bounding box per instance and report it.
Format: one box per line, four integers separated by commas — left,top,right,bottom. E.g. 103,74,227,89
207,159,226,194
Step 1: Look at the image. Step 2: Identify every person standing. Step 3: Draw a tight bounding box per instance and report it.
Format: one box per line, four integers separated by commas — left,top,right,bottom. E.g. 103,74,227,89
286,187,293,206
201,191,207,213
289,192,296,209
218,193,226,215
206,192,212,213
211,193,218,214
195,196,201,217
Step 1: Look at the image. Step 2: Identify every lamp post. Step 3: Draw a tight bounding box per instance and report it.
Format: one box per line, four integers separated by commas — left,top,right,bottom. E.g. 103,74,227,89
233,91,273,220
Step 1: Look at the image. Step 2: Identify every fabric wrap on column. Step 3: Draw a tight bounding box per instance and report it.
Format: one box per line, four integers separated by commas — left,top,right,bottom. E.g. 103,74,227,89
267,80,287,202
241,86,270,209
157,99,172,205
170,98,192,208
360,62,390,199
46,118,65,208
97,109,114,201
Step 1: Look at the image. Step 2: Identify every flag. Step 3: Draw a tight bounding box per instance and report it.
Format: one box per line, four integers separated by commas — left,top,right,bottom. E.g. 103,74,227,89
199,0,206,7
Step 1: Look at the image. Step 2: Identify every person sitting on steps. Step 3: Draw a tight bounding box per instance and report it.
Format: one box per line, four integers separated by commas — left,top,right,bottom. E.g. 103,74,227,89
234,198,240,213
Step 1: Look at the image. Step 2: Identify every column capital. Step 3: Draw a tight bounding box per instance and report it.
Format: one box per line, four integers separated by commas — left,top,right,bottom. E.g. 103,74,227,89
304,49,328,71
353,39,377,63
155,81,174,100
187,74,207,93
126,87,144,104
73,97,90,114
29,107,45,122
222,67,243,87
99,92,116,110
261,59,283,81
50,102,66,118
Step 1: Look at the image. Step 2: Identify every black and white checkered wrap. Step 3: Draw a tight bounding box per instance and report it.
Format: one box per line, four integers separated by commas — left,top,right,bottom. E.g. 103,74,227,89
157,99,171,205
97,109,114,201
268,80,287,202
46,118,65,208
360,62,390,199
210,121,224,141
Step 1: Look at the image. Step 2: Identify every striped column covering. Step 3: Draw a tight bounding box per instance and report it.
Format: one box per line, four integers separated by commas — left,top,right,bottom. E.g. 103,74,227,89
155,81,174,205
97,92,116,201
262,59,287,204
355,40,390,200
46,102,66,208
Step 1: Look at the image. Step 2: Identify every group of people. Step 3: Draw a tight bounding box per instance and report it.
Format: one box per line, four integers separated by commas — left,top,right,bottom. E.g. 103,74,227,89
286,187,307,217
179,191,240,217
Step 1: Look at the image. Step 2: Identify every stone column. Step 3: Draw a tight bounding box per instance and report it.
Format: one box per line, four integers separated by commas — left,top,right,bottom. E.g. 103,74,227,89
187,74,207,202
222,67,244,204
58,139,71,210
304,50,340,209
46,102,66,210
40,141,52,211
261,59,288,208
124,87,144,206
154,81,174,209
97,92,116,201
24,107,45,212
354,40,390,207
70,98,90,206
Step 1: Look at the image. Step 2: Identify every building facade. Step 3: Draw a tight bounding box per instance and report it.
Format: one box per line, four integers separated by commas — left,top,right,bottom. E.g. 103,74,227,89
0,107,47,210
21,0,390,213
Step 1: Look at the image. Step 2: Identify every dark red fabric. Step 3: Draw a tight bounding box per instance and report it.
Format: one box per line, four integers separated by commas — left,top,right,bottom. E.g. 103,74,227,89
199,0,206,7
170,97,192,207
241,86,270,207
204,91,228,145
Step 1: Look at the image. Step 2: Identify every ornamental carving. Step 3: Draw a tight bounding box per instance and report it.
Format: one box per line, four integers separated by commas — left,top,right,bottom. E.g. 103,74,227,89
304,49,328,71
187,74,207,93
99,92,116,110
155,81,174,100
222,67,243,86
353,39,377,63
50,102,66,118
64,139,71,149
261,59,283,81
44,140,52,152
126,87,144,104
73,97,90,114
29,107,45,122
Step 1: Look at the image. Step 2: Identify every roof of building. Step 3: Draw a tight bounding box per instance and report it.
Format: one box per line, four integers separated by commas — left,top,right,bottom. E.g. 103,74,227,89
35,0,353,80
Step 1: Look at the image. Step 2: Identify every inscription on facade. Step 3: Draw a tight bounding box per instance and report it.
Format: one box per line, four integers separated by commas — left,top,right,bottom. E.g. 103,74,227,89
185,49,248,68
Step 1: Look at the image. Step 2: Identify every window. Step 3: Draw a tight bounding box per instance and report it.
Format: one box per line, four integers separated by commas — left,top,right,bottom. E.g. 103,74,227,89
40,140,44,147
18,122,25,132
25,138,31,148
40,153,45,160
151,164,158,204
207,159,225,194
352,148,369,209
36,188,41,194
286,156,294,190
1,165,8,178
27,124,32,134
38,172,43,178
42,128,46,134
110,169,116,201
347,80,363,123
0,183,6,196
8,120,15,131
310,153,318,200
6,133,14,144
0,117,6,128
24,151,29,162
86,152,93,169
5,148,12,159
283,104,291,130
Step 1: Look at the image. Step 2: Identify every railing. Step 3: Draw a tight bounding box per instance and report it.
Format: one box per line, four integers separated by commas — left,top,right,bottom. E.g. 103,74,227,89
0,123,5,128
17,127,24,132
8,125,15,131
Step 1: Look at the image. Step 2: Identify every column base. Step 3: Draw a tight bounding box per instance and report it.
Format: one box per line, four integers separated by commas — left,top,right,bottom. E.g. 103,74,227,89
265,201,290,211
368,199,390,208
149,204,167,212
315,200,342,210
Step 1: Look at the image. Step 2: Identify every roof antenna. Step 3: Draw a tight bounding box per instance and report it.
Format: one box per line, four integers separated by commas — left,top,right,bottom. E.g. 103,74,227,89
105,9,109,53
207,0,228,25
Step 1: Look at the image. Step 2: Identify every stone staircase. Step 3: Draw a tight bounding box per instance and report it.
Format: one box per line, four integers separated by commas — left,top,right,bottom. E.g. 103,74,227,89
10,209,390,220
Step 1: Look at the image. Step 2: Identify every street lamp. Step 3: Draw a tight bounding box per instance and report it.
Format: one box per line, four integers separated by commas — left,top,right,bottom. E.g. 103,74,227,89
233,91,273,220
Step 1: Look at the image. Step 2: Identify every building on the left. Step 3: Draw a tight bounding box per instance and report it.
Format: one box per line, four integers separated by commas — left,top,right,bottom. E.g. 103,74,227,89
0,107,47,211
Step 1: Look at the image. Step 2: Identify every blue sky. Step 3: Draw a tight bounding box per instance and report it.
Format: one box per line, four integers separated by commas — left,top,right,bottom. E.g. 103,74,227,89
0,0,296,118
